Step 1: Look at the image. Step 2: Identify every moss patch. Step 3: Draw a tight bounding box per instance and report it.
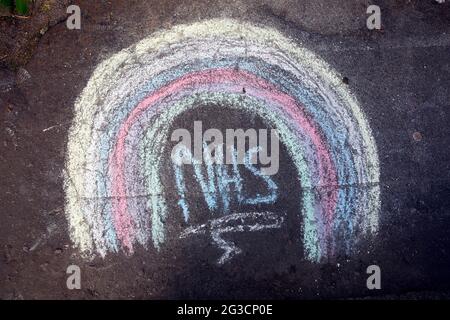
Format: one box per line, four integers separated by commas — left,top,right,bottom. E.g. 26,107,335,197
0,0,31,16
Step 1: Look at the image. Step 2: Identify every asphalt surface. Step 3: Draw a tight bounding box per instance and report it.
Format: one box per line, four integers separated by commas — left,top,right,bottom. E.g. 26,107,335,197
1,0,450,299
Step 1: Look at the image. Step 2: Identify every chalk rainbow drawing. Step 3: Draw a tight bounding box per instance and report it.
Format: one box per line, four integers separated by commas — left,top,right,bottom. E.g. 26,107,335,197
65,19,380,262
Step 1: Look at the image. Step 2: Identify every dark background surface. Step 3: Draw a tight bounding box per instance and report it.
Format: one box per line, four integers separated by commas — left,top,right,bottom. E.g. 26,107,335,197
1,0,450,299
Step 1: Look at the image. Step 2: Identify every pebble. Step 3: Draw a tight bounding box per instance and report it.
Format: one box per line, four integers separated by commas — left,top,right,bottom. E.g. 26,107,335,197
413,131,423,142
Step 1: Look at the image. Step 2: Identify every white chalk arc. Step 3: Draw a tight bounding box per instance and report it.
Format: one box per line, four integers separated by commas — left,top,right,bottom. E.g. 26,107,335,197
65,19,381,262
